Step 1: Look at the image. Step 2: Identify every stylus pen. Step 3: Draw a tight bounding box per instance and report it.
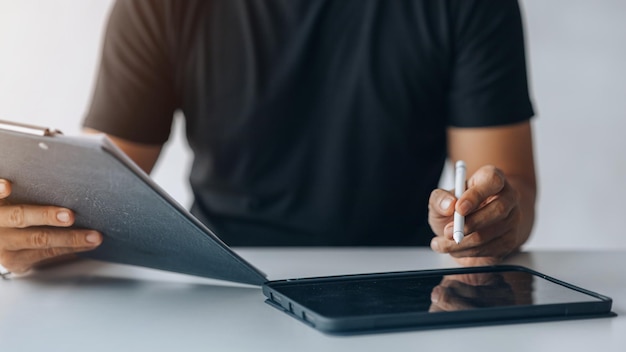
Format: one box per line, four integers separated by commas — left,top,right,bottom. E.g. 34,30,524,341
453,160,466,244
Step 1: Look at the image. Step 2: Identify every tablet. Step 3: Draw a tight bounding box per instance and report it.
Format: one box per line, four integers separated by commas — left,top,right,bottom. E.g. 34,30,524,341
262,265,615,335
0,119,266,285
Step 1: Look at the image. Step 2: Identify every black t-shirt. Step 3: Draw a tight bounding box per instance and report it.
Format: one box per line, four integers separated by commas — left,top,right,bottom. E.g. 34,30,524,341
84,0,534,246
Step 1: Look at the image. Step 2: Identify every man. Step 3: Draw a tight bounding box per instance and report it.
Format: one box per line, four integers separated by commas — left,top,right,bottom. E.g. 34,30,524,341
0,0,536,274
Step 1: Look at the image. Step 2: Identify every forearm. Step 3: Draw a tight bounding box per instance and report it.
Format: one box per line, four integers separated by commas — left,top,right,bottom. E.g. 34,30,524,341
83,128,163,174
506,174,537,251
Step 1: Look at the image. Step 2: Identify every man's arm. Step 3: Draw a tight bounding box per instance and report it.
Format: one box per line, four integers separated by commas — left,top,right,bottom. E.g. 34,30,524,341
428,120,537,266
84,128,163,174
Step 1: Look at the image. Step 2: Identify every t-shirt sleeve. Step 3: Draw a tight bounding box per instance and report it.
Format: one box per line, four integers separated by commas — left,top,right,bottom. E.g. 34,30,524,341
83,0,177,144
447,0,534,127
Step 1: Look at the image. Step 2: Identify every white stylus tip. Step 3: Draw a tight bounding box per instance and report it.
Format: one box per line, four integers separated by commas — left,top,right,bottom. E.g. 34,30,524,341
453,231,464,244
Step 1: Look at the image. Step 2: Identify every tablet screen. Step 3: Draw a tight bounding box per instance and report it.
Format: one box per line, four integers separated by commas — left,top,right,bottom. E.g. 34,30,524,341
269,269,601,317
263,266,613,334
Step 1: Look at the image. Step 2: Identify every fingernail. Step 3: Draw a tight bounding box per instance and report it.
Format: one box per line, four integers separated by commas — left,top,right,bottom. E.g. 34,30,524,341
86,232,100,244
431,286,441,303
430,239,440,252
56,211,70,223
0,181,6,194
440,197,452,211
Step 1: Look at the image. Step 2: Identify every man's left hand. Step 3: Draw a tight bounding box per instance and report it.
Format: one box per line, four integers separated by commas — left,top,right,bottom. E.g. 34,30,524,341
428,165,523,266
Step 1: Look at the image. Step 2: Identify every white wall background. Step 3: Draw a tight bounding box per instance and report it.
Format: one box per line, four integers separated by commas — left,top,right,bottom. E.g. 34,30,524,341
1,0,625,249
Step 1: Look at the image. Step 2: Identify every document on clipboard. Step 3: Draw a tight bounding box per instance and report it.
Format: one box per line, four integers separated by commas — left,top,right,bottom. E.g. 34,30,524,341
0,119,267,285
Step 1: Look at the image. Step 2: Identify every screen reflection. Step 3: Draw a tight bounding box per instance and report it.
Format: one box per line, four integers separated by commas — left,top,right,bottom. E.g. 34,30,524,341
428,271,532,312
271,269,603,318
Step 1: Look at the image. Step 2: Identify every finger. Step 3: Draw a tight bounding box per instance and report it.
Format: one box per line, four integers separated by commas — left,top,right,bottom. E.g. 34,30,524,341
433,190,519,250
447,228,518,259
454,256,502,267
431,221,478,253
444,273,502,287
0,246,97,274
432,226,502,256
440,279,484,302
428,189,456,216
428,189,456,236
436,277,515,308
458,166,506,216
431,219,511,256
0,204,75,228
0,227,102,251
428,302,445,313
0,179,10,199
429,284,475,311
463,192,517,236
429,285,447,311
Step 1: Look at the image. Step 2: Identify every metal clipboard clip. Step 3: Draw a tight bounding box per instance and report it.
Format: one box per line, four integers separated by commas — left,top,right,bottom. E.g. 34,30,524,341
0,119,63,136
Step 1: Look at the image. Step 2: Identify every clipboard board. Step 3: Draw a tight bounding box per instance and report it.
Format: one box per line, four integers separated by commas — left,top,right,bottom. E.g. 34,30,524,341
0,119,267,285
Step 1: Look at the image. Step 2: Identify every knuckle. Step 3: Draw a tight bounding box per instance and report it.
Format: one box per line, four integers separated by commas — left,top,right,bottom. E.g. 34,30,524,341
469,231,483,245
42,247,62,259
481,164,497,176
488,169,505,188
8,205,27,228
485,164,498,174
428,189,443,205
41,208,52,223
70,232,86,247
29,230,51,248
438,240,454,253
492,199,508,216
474,165,505,192
469,246,488,258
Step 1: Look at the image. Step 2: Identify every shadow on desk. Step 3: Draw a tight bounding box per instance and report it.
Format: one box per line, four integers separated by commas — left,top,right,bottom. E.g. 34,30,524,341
9,274,263,331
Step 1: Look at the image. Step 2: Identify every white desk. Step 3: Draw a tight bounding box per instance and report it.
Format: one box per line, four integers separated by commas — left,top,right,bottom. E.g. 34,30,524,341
0,249,623,352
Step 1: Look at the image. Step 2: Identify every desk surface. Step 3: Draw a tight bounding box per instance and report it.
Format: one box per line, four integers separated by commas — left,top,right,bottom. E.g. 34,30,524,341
0,248,623,352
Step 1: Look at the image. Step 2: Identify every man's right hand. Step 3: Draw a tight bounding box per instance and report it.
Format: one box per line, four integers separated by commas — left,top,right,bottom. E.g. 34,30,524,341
0,179,102,274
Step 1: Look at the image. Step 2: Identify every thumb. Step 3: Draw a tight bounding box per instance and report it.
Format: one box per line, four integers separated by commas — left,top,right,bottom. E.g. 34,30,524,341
428,189,456,236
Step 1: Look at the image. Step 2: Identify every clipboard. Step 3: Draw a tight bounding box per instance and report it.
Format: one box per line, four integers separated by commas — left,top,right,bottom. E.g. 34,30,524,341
0,119,267,285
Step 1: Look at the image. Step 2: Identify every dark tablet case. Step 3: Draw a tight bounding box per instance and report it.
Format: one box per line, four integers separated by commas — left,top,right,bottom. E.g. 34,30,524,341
0,121,266,285
262,265,616,335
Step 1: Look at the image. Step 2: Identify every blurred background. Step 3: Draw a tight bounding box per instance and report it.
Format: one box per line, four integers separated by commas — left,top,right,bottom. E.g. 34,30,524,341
1,0,625,250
